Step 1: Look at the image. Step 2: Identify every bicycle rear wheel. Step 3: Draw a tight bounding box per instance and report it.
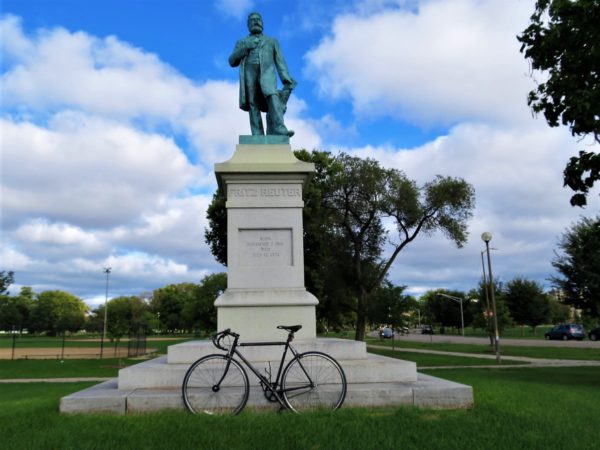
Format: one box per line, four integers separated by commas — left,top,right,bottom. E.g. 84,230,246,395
182,354,249,415
281,351,347,412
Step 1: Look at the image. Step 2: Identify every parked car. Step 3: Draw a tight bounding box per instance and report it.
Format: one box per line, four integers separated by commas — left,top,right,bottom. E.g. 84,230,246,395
589,326,600,341
395,326,409,335
544,324,585,341
421,325,434,335
379,327,394,339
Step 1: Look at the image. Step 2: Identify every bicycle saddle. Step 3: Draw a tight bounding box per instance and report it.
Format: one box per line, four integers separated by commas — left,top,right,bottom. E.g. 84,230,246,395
277,324,302,332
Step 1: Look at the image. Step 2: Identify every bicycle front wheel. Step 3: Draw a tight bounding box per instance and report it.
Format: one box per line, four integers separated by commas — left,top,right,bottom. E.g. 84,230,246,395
281,351,347,412
182,354,249,415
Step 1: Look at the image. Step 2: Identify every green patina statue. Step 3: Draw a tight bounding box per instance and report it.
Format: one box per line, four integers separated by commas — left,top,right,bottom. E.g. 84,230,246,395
229,12,296,137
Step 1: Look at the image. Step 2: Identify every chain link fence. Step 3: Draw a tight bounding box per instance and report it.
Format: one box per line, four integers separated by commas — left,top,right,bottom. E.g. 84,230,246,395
0,329,150,360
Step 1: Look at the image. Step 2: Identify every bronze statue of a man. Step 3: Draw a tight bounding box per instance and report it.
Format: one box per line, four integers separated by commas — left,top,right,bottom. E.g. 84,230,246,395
229,12,296,137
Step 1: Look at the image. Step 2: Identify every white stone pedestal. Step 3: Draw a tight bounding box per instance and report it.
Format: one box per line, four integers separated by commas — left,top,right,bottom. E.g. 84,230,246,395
214,141,318,341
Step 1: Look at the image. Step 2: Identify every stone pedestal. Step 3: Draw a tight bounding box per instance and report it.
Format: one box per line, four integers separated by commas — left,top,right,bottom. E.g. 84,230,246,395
214,139,318,341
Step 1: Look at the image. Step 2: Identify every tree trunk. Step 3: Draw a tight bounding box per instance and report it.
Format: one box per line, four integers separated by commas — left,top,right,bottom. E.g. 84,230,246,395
354,288,368,341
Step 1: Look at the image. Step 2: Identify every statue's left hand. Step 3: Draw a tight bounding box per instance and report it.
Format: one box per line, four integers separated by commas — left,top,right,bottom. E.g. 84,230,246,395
283,78,297,90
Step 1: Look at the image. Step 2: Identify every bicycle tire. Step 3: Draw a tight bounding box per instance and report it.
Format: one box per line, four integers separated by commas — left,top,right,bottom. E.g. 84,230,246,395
182,354,249,415
281,351,347,412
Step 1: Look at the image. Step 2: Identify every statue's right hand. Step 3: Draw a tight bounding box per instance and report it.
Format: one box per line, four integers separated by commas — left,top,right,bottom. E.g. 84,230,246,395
242,37,259,52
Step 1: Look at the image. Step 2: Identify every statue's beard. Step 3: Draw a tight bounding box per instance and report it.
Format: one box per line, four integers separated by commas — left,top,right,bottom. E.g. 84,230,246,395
250,24,263,34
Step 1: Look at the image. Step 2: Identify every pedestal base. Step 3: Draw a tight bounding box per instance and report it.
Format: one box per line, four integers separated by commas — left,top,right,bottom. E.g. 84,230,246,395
59,338,474,414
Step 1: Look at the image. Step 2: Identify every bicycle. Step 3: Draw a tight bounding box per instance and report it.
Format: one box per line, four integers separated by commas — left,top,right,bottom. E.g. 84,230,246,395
181,325,347,415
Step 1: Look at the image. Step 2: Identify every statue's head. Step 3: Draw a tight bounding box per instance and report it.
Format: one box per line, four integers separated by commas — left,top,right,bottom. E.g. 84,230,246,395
247,12,263,35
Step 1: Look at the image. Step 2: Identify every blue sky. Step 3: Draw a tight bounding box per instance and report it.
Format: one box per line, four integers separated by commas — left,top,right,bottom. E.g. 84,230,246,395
1,0,598,307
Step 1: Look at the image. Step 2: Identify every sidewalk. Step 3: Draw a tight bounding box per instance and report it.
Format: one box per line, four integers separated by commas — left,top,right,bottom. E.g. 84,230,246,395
368,344,600,369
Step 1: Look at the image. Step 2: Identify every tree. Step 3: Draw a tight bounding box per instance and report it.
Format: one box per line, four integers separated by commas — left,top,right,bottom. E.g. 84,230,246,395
28,290,88,335
420,290,474,332
0,285,33,332
320,153,475,341
102,296,151,341
548,295,572,323
0,270,14,295
518,0,600,206
181,273,226,335
204,193,227,266
151,283,198,332
367,281,415,327
504,277,551,333
551,215,600,317
298,150,357,331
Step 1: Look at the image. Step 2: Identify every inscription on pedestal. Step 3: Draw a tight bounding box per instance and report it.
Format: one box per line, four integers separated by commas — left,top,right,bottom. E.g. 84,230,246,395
229,185,301,199
238,228,292,267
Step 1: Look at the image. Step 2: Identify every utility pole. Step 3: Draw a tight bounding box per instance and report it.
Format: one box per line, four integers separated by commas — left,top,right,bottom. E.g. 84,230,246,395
100,267,111,359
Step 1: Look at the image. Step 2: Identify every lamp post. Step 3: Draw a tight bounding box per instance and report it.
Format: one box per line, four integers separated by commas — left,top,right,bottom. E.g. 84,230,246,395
480,250,493,347
100,267,111,359
481,232,501,363
436,293,465,336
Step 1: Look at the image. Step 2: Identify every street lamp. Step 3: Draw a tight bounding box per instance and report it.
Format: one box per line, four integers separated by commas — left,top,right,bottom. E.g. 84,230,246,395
481,232,501,363
100,267,111,359
436,293,466,336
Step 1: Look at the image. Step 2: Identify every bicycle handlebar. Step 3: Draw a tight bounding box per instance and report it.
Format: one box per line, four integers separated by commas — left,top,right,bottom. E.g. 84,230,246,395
212,329,240,351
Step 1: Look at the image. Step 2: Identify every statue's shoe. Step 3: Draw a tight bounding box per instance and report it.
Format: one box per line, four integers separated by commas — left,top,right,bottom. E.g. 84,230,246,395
273,127,295,137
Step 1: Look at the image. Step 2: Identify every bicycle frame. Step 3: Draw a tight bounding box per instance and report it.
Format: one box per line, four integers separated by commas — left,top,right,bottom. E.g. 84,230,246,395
216,332,313,408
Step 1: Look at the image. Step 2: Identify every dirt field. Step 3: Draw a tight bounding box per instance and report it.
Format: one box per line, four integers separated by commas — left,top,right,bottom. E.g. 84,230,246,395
0,347,154,360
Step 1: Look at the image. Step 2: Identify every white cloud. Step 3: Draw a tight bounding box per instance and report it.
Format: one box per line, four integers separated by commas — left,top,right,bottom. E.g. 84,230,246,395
15,219,105,252
1,115,199,228
305,0,534,126
0,246,32,270
1,22,199,119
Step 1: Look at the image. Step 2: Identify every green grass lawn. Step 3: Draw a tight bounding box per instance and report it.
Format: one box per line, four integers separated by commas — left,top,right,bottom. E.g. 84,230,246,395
0,358,141,379
2,366,599,450
365,337,600,360
368,347,529,367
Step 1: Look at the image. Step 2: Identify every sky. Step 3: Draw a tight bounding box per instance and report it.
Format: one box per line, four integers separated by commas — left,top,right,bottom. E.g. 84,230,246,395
1,0,598,308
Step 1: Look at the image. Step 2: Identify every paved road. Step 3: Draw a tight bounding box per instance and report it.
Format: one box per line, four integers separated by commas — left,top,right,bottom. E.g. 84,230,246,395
385,332,600,348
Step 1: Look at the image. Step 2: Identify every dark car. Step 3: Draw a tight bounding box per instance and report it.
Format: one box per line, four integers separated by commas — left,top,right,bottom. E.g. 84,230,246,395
544,324,585,341
379,327,394,339
421,325,434,335
589,326,600,341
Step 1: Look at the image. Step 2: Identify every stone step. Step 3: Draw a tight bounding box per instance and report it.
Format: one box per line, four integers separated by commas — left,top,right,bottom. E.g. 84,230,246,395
60,373,473,414
167,338,367,364
118,353,417,390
